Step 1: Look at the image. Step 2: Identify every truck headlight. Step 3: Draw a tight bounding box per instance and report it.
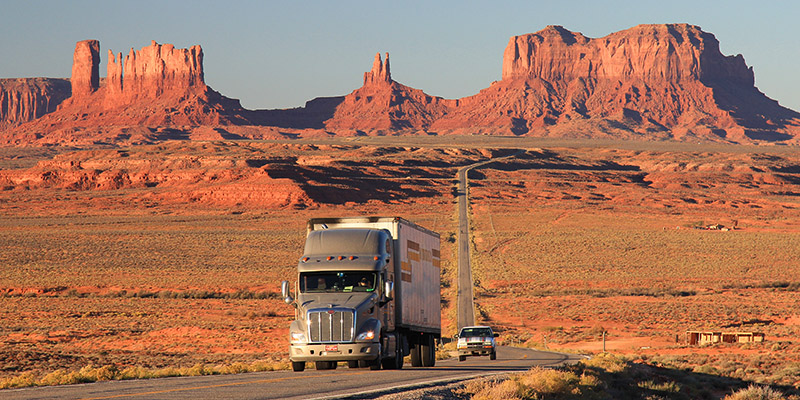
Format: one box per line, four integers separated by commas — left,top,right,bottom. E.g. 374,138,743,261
290,332,306,343
457,339,467,349
356,330,375,341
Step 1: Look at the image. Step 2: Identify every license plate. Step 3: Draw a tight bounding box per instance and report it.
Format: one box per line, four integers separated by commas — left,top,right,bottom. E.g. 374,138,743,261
325,345,339,352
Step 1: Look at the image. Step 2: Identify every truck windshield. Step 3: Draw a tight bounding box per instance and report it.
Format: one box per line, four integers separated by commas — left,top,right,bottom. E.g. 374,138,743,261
300,272,377,293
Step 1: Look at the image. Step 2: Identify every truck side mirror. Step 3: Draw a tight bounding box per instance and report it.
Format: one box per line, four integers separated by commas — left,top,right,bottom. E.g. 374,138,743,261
281,280,294,304
494,333,499,337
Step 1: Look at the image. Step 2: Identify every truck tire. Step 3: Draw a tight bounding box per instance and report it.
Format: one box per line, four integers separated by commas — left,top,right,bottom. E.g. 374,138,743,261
490,350,497,360
291,361,305,372
369,358,382,370
381,342,403,370
410,342,422,367
347,360,359,368
459,355,466,362
421,333,436,367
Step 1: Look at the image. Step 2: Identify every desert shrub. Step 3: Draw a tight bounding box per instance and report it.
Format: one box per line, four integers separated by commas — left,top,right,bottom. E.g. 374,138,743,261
584,352,627,374
463,367,596,400
0,371,36,389
517,367,581,395
724,384,788,400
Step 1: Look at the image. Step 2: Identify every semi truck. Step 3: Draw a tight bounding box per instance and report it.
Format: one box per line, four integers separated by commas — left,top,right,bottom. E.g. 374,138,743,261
281,217,441,372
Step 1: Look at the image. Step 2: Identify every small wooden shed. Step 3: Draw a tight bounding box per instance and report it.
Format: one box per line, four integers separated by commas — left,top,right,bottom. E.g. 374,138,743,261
686,331,764,345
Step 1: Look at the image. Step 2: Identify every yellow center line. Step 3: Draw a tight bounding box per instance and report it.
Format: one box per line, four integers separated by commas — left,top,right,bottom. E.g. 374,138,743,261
78,370,375,400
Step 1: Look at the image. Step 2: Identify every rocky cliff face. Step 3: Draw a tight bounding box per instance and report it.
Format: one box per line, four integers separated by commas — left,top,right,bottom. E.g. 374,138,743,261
106,40,205,102
0,78,71,130
501,25,753,85
432,24,800,140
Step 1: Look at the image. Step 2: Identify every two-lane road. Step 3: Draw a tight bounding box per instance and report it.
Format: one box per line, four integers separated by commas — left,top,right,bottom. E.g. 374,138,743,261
2,346,582,400
456,150,525,330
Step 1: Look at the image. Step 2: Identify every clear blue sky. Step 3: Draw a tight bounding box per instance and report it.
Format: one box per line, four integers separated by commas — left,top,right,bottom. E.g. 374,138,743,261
2,0,798,112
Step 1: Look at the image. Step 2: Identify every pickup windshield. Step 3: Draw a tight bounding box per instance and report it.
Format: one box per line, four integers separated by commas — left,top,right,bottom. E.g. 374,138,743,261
460,327,493,337
300,272,377,293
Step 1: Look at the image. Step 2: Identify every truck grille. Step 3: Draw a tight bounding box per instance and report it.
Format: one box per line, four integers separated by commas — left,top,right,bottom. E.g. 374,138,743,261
307,309,355,342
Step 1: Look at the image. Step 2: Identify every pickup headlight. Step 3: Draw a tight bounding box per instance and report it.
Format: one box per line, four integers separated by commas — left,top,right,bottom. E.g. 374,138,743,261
290,331,306,343
356,330,375,341
457,338,467,349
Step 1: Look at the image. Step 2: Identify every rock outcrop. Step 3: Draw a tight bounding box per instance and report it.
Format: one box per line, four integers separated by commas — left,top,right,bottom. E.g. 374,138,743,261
0,78,71,129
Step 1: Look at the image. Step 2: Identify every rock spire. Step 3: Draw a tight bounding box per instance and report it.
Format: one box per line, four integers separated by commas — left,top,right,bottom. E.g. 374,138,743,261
71,40,100,97
363,52,391,85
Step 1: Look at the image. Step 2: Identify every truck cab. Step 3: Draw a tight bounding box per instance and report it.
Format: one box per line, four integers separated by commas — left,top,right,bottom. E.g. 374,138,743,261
282,217,440,372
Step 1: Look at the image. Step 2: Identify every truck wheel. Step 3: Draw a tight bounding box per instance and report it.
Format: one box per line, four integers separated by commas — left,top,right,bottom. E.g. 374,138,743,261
490,350,497,360
421,334,436,367
291,361,305,372
459,355,466,362
410,342,422,367
369,358,381,370
381,344,403,369
347,360,359,368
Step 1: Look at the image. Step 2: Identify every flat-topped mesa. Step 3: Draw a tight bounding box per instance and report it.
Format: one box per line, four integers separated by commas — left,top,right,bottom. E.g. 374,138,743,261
71,40,100,97
108,40,206,100
363,52,391,86
502,24,754,85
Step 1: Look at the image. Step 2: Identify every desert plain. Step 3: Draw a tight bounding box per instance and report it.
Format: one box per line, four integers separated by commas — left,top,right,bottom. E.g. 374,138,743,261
2,135,800,390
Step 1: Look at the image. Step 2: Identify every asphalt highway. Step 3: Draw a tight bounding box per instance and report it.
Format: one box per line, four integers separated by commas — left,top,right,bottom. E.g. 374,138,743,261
2,346,583,400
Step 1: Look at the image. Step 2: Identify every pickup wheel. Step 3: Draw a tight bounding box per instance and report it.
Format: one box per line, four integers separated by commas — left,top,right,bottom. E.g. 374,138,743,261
458,355,466,362
490,350,497,360
291,361,305,372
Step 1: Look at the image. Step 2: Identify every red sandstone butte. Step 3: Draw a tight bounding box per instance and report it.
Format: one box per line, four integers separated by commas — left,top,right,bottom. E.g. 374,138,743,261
9,40,247,141
323,52,454,131
430,24,800,140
